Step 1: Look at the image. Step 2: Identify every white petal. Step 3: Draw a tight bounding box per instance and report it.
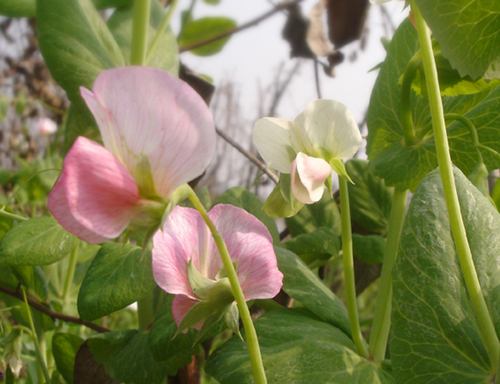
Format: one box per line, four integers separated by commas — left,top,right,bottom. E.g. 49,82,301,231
253,117,296,173
293,100,362,159
291,152,331,204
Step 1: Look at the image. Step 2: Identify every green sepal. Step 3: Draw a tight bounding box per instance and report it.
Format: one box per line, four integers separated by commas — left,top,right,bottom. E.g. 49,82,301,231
187,260,218,299
329,159,353,183
325,173,333,196
160,184,192,227
263,173,304,219
224,302,242,340
468,162,491,201
194,312,224,344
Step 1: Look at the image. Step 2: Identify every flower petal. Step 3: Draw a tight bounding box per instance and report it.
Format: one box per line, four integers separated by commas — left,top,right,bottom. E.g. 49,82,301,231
48,137,142,244
209,204,283,300
80,67,215,198
253,117,296,173
172,295,202,330
293,100,362,159
291,152,331,204
152,206,213,299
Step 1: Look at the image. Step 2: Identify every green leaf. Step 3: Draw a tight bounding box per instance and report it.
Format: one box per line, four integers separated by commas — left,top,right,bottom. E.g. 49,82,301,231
392,166,500,383
93,0,133,9
275,247,351,337
367,19,500,191
346,159,393,233
108,0,179,74
206,308,393,384
352,234,385,265
52,333,84,384
281,227,340,265
414,0,500,79
285,192,341,237
0,217,77,266
203,0,221,4
63,102,102,153
179,17,237,56
0,0,35,17
37,0,125,103
78,243,155,321
88,330,191,382
213,186,280,244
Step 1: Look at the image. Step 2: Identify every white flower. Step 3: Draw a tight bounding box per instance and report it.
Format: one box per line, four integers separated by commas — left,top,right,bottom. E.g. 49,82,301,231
36,117,57,135
253,100,362,204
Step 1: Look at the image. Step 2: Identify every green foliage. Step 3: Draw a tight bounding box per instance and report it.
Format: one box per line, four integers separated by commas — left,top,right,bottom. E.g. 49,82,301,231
414,0,500,80
0,0,35,17
392,167,500,382
281,227,340,265
0,217,78,266
179,17,237,56
352,234,385,265
206,308,393,384
52,333,84,384
77,243,156,321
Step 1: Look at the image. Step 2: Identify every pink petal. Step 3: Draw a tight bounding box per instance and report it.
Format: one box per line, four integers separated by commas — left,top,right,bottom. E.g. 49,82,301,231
48,137,142,244
172,295,202,330
152,206,213,299
209,205,283,301
291,152,331,204
80,67,215,198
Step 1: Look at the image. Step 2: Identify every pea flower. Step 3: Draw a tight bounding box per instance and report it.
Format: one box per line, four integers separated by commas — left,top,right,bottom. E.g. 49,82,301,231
48,67,215,244
253,99,362,204
152,204,283,332
36,117,57,135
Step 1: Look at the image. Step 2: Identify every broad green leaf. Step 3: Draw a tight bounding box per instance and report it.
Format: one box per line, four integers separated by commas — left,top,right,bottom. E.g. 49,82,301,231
78,243,155,321
0,0,35,17
0,217,77,266
414,0,500,79
352,234,385,265
492,177,500,212
88,330,191,382
206,308,393,384
346,159,393,233
179,17,237,56
275,247,351,337
286,193,341,237
203,0,221,4
367,19,500,191
37,0,125,103
93,0,133,9
213,186,280,244
281,227,340,265
108,0,179,74
0,210,14,242
52,333,84,384
392,167,500,383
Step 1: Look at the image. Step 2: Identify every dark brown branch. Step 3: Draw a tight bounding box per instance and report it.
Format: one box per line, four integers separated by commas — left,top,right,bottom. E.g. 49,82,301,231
0,284,110,333
179,0,304,53
216,127,279,184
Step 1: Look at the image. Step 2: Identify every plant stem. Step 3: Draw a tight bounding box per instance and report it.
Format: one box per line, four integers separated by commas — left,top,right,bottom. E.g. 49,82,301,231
444,113,483,162
137,291,155,331
401,52,422,146
146,0,179,64
368,188,408,362
21,287,52,384
130,0,151,66
412,0,500,368
338,175,369,358
0,209,27,222
188,188,267,384
61,240,79,307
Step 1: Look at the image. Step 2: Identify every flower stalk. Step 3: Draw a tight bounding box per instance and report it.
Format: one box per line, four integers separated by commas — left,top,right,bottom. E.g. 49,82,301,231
130,0,151,66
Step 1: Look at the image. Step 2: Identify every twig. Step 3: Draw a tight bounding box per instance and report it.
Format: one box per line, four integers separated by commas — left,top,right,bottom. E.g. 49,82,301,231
267,60,302,117
216,127,279,184
314,59,322,99
179,0,303,53
0,285,110,333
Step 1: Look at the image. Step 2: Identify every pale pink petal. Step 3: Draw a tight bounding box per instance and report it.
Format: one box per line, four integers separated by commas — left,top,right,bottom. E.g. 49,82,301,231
172,295,202,330
152,206,213,299
209,204,283,301
80,67,215,198
291,152,331,204
48,137,142,244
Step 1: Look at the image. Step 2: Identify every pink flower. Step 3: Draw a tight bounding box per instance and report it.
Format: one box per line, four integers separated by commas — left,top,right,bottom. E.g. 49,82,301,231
48,67,215,244
152,204,283,330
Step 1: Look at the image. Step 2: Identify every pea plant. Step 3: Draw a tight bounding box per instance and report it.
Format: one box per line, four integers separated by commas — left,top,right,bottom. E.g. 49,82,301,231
0,0,500,383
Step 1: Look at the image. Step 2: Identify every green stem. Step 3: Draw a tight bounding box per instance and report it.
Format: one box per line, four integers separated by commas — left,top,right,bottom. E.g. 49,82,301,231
444,113,483,162
401,52,422,146
188,188,267,384
137,290,155,331
478,144,500,162
146,0,179,64
0,209,27,222
368,188,408,362
21,287,52,384
61,240,79,307
338,176,369,358
130,0,151,66
412,1,500,368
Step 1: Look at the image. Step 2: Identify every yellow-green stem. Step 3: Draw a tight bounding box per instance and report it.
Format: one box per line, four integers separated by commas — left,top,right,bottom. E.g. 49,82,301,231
188,188,267,384
338,176,369,358
444,113,483,162
369,188,408,362
62,239,79,307
137,290,155,331
412,1,500,368
130,0,151,66
146,0,179,64
401,53,422,146
0,209,27,222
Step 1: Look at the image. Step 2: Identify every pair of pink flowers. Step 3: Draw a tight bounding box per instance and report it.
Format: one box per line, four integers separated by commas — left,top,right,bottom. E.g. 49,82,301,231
48,67,282,328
